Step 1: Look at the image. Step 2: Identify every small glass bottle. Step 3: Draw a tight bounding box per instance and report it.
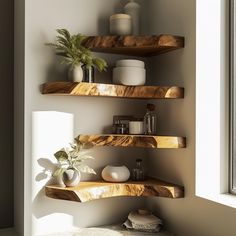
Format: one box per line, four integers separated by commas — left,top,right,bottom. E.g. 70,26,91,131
116,123,128,134
132,159,145,181
112,120,120,134
82,65,95,83
144,103,157,135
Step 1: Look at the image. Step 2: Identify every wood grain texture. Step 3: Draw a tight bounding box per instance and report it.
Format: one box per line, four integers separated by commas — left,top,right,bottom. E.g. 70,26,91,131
42,82,184,99
82,35,184,56
76,134,186,149
45,179,184,203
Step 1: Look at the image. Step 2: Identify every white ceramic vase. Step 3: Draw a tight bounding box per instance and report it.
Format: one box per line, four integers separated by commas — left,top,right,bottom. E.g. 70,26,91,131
110,14,132,35
101,165,130,182
124,0,141,35
62,168,81,187
68,65,83,82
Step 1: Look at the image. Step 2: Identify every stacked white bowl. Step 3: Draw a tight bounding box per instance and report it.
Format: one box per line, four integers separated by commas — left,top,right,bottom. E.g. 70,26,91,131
113,59,146,86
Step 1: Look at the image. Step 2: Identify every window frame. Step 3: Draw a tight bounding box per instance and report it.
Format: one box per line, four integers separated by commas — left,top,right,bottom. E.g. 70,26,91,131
230,0,236,194
195,0,236,208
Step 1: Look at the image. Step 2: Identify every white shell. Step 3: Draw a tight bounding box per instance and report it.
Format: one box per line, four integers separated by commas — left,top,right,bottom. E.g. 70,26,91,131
101,165,130,182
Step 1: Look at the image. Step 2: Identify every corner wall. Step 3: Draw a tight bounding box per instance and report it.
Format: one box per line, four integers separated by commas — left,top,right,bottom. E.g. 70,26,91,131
21,0,150,235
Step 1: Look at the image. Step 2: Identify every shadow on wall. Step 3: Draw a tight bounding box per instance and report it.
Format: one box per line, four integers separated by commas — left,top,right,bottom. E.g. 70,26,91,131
97,1,123,35
35,158,56,183
31,111,147,234
32,183,147,230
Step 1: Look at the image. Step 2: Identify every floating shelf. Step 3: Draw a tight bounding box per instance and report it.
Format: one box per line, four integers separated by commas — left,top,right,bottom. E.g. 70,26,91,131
45,179,184,203
77,134,186,149
82,35,184,56
42,82,184,99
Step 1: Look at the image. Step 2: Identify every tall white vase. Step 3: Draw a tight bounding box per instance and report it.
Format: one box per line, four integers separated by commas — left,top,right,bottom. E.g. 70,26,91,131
68,65,83,82
124,0,141,35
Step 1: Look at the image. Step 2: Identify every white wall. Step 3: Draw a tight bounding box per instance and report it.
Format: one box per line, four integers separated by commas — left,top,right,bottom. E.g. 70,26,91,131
147,1,236,236
16,0,236,235
20,0,150,235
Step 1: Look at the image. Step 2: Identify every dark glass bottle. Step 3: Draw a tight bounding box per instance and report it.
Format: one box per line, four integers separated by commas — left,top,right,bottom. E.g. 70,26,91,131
82,65,95,83
132,159,145,181
144,103,157,135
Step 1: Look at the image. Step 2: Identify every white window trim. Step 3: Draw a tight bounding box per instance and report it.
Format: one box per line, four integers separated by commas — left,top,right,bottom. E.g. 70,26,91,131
230,0,236,194
195,0,234,207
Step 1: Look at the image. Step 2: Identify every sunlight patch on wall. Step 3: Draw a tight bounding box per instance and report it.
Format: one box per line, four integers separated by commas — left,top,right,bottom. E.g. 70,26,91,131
32,111,74,235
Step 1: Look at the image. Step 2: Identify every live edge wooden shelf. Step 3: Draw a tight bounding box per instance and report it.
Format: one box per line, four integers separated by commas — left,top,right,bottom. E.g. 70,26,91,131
45,179,184,203
82,34,184,56
77,134,186,149
42,82,184,99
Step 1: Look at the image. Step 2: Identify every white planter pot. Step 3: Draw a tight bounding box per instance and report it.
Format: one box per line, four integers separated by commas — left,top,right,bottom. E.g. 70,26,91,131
62,168,81,187
68,65,83,82
101,165,130,182
113,67,146,85
110,14,132,35
113,60,146,85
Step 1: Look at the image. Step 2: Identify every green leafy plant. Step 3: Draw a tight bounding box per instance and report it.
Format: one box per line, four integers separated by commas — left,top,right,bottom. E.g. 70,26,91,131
46,28,107,71
53,141,96,177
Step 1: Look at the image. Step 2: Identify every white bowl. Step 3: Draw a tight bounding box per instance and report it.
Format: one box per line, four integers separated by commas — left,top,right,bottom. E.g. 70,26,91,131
113,67,146,86
116,59,145,68
102,165,130,182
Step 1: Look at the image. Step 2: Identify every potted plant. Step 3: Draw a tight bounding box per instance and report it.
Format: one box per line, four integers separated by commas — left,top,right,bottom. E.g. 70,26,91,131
53,141,96,187
46,29,107,82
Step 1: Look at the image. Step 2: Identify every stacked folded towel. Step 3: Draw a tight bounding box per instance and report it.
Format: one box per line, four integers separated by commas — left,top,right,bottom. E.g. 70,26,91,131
123,209,163,233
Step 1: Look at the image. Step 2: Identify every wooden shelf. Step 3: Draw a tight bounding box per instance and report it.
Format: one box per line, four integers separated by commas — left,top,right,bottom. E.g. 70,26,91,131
42,82,184,99
77,134,186,149
82,35,184,57
45,178,184,203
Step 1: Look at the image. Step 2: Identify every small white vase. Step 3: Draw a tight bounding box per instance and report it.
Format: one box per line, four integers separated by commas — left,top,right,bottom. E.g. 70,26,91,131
101,165,130,182
62,168,81,187
124,0,141,35
68,65,83,82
